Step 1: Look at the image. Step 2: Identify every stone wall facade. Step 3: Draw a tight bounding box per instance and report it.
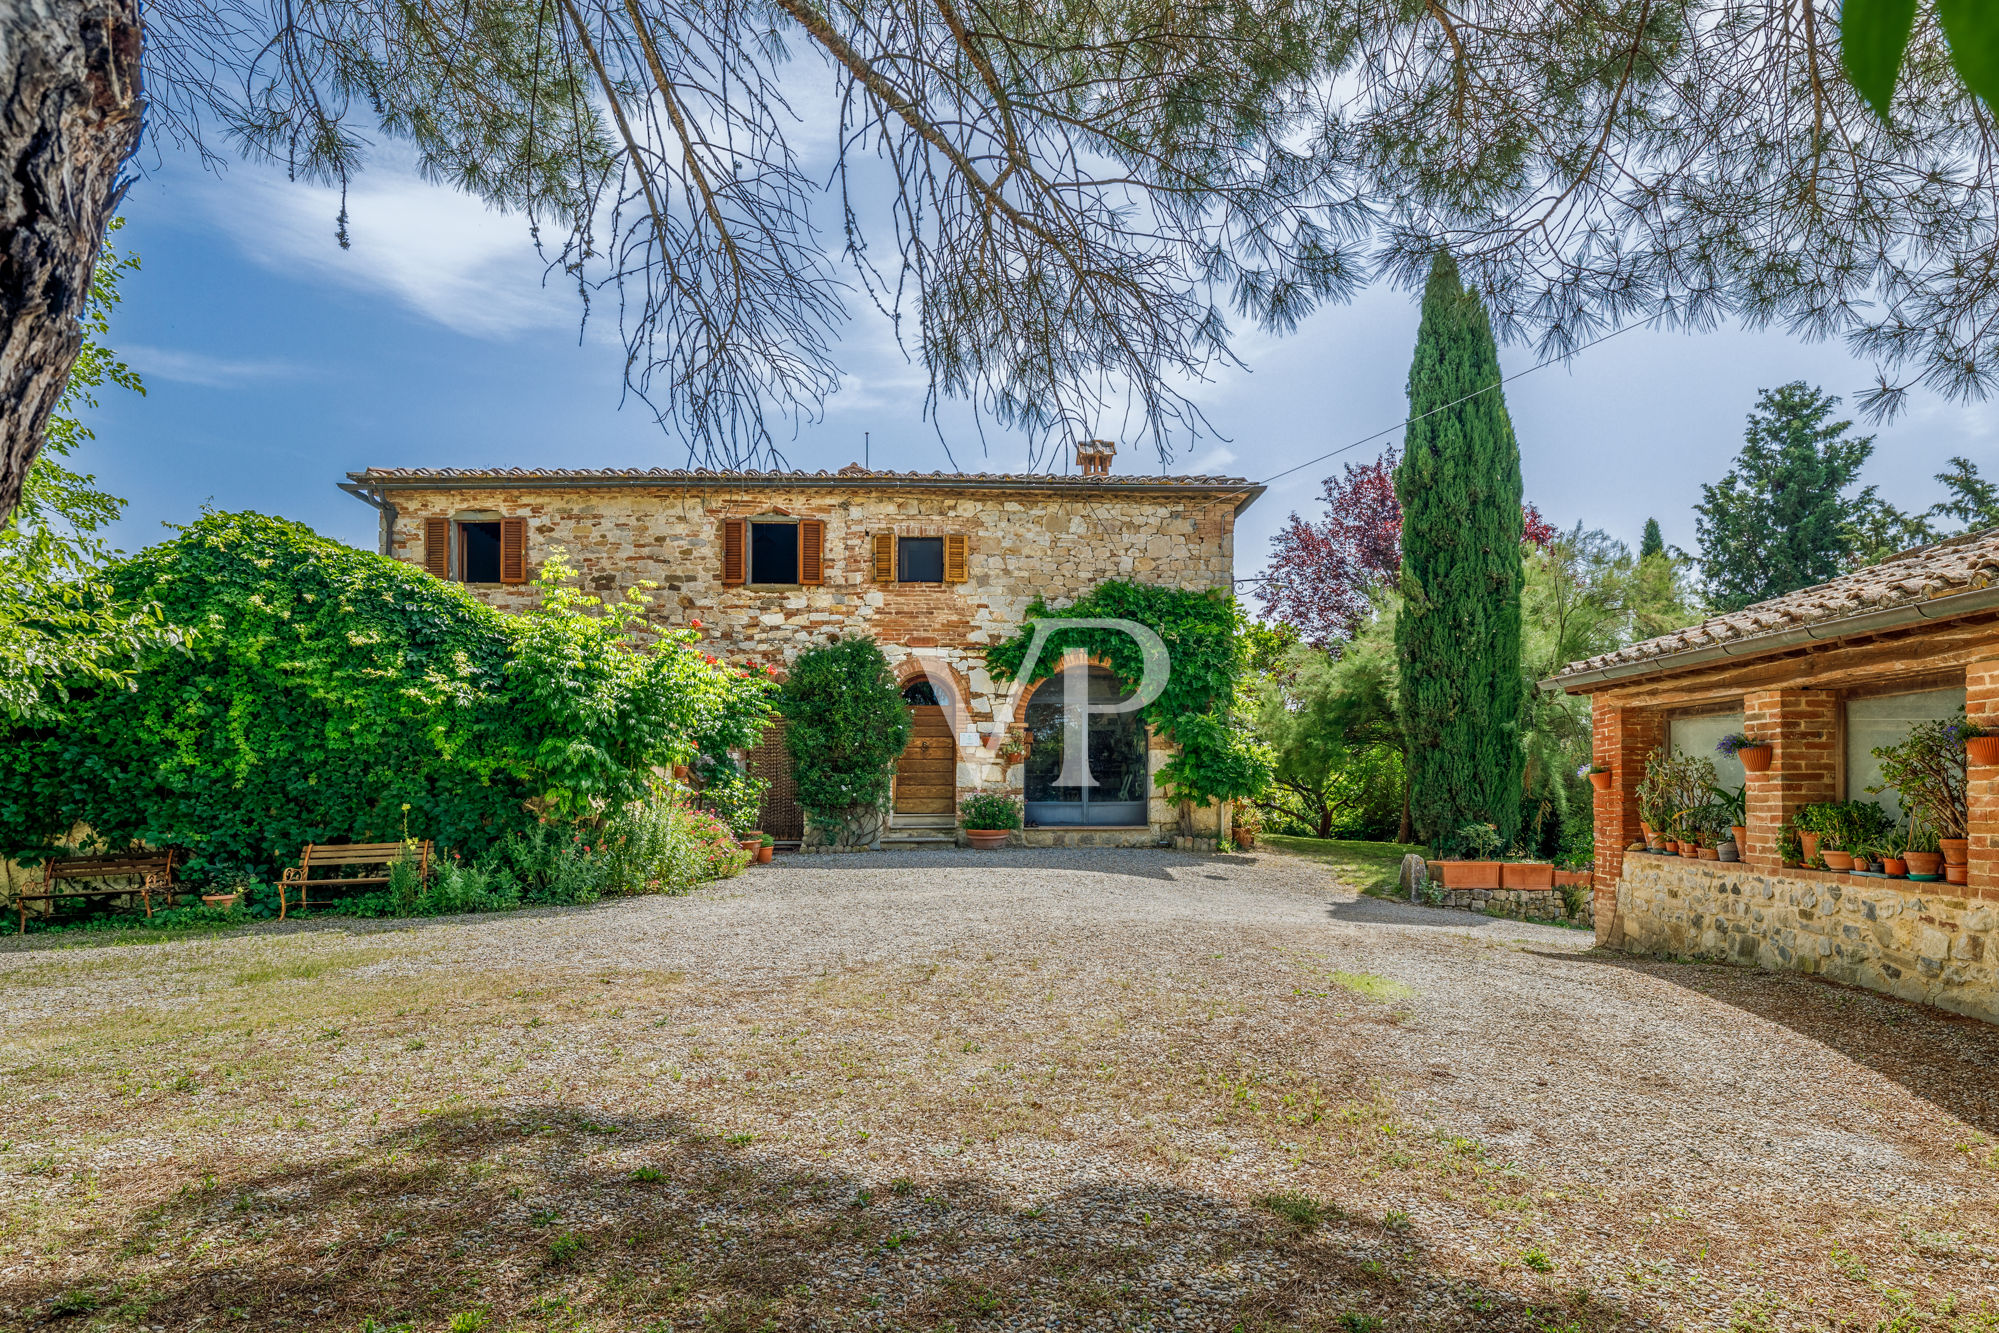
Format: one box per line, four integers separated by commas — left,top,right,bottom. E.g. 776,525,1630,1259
1610,854,1999,1024
1431,885,1594,929
348,470,1258,842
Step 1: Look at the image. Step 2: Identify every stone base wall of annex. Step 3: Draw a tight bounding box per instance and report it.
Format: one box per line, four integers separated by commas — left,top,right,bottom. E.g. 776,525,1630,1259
1607,854,1999,1024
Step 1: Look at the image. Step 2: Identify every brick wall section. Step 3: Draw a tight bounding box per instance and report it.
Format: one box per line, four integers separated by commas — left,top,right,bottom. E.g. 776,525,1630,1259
1592,703,1664,942
1971,654,1999,899
1740,689,1838,874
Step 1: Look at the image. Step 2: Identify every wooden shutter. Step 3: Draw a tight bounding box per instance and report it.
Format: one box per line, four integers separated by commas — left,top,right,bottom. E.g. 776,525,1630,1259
872,532,895,582
798,519,825,585
498,517,529,584
943,534,968,583
423,517,449,578
722,518,747,586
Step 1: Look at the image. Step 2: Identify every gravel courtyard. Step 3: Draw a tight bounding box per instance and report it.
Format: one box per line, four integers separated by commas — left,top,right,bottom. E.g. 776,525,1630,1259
3,848,1997,1332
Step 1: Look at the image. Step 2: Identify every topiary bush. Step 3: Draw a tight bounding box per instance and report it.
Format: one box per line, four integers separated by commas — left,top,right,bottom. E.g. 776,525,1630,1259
780,636,910,845
0,512,773,881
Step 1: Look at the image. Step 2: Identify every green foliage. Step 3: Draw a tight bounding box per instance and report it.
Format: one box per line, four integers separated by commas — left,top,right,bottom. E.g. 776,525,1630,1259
694,759,770,834
0,513,773,880
958,789,1022,831
1394,252,1526,853
1694,383,1875,612
1843,0,1998,119
1,221,177,724
1639,517,1664,560
1252,626,1403,840
986,580,1270,805
780,637,910,821
1868,714,1970,840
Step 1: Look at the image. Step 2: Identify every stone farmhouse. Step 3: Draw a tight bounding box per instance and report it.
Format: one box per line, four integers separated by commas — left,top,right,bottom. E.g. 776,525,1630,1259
341,450,1263,848
1552,527,1999,1023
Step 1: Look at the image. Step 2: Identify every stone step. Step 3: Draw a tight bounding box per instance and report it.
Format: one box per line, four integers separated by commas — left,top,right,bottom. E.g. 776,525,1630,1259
889,814,956,829
880,833,958,849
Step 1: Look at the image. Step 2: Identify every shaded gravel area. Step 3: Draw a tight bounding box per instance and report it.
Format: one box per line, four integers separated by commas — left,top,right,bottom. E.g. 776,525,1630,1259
2,848,1996,1332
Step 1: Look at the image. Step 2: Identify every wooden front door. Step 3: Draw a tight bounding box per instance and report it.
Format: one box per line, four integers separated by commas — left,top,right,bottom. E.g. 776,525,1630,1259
894,694,957,815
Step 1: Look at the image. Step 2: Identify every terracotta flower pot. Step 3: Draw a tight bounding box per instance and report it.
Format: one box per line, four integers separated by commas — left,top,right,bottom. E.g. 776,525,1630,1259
1737,744,1773,773
1906,851,1943,876
1946,862,1969,886
1501,861,1555,890
1822,850,1854,871
1589,771,1614,792
1697,846,1719,860
966,829,1010,850
1882,857,1908,878
757,845,773,863
1437,860,1502,890
201,893,240,910
1967,735,1999,767
1940,838,1969,866
1799,831,1821,864
1232,827,1256,849
1731,825,1748,848
1678,844,1698,859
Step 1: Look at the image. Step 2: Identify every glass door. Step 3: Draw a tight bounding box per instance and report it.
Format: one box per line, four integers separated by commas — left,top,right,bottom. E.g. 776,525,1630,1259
1023,666,1149,826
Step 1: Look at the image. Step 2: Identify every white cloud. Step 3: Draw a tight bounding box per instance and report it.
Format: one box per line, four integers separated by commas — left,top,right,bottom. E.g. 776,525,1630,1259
196,161,576,340
122,343,308,388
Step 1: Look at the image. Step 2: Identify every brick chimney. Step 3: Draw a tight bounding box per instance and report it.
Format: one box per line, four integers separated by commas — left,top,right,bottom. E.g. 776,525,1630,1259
1075,439,1117,476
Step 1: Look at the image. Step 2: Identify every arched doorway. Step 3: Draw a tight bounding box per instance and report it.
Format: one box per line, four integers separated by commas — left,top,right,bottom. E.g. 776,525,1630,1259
1023,666,1149,826
893,678,956,815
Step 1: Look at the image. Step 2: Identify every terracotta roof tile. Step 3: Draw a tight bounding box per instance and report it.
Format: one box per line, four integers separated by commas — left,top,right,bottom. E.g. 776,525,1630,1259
349,465,1254,488
1555,526,1999,682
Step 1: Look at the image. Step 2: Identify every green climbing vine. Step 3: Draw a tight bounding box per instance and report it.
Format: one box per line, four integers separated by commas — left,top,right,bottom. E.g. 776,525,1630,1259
985,581,1271,805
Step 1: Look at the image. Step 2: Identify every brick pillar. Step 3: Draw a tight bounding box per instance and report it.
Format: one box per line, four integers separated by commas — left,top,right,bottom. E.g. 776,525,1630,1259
1969,655,1999,900
1592,702,1665,944
1741,689,1838,873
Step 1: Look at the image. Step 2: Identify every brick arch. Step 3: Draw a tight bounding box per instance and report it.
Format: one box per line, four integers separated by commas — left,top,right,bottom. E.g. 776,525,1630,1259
893,653,970,718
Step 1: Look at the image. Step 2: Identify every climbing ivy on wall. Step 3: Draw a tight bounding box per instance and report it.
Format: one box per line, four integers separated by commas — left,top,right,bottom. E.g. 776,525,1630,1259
985,581,1271,805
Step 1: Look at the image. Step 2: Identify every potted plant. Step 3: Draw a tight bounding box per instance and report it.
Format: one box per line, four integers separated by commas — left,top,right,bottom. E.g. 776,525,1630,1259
1707,782,1748,857
1793,803,1839,866
1870,716,1970,882
1963,719,1999,768
1906,819,1944,878
1716,731,1773,774
1878,830,1908,879
1438,822,1504,889
1230,802,1262,850
959,789,1022,850
1501,848,1556,890
1587,763,1614,793
758,832,775,864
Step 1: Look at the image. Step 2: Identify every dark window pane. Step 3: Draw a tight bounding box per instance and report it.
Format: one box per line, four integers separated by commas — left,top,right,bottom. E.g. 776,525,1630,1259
750,522,799,584
898,536,944,582
901,679,942,706
461,522,502,583
1023,667,1147,826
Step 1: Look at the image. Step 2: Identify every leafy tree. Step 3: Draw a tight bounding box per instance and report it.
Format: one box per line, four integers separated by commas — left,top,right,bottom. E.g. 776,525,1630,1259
1639,518,1664,560
0,514,772,875
1930,456,1999,530
1395,252,1526,853
1694,383,1875,612
1261,446,1555,652
780,637,911,843
0,225,177,724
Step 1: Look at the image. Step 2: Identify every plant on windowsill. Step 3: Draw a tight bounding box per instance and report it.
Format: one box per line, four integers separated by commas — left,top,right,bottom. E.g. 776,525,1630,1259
959,790,1021,850
1869,714,1969,881
1878,830,1909,879
1905,818,1944,878
1715,731,1773,773
1707,781,1748,856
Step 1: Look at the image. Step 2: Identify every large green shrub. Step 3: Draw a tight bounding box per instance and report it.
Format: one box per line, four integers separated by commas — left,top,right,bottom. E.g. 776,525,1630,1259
780,637,910,835
0,512,773,878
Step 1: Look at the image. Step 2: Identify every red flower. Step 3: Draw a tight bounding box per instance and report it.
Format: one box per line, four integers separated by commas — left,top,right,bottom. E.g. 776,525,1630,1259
690,618,703,630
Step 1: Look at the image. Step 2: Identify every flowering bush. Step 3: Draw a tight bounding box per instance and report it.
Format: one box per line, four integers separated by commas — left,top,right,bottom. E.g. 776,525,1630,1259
1713,732,1769,758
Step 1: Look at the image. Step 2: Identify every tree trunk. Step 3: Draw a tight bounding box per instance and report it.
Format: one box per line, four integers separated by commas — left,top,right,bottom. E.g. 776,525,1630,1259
0,0,141,526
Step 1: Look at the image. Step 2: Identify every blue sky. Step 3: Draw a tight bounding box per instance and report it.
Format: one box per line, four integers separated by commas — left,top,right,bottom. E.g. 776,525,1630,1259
83,142,1996,581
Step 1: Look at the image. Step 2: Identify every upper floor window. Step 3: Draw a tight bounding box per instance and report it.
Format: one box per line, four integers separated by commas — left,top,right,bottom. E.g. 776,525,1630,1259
872,532,969,584
898,536,944,583
423,515,527,585
721,516,823,587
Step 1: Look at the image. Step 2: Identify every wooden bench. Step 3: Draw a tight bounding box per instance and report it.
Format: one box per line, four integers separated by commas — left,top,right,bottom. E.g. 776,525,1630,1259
278,841,431,919
16,851,180,933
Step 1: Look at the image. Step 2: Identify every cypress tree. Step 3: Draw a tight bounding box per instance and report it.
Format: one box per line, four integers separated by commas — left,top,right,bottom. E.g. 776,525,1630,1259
1639,517,1664,559
1394,253,1526,853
